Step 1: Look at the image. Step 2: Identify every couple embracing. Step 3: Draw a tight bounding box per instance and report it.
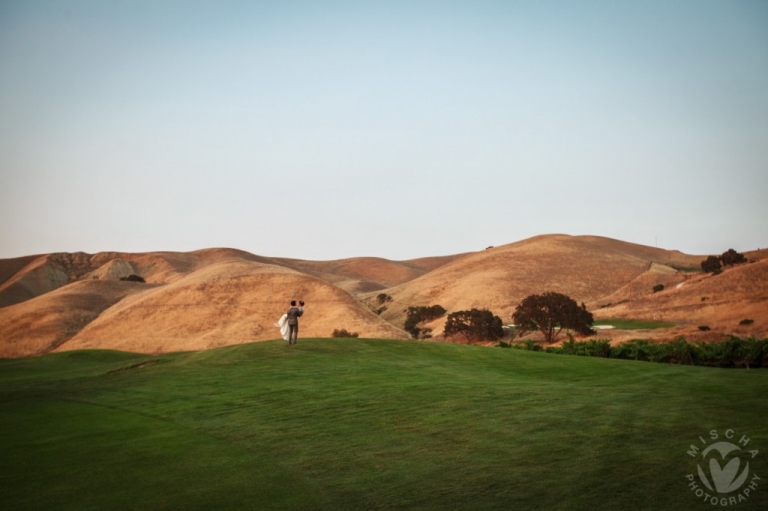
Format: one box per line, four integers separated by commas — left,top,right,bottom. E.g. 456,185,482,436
276,300,304,345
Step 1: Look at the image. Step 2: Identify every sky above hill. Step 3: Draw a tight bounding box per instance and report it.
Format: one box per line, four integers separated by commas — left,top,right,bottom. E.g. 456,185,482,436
1,0,766,260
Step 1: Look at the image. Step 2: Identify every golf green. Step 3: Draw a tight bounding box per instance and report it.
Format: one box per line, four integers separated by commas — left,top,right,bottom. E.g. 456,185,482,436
1,339,766,510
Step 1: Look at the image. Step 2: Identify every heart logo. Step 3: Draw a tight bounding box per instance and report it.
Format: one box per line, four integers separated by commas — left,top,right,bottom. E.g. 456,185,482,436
709,457,750,493
698,441,751,494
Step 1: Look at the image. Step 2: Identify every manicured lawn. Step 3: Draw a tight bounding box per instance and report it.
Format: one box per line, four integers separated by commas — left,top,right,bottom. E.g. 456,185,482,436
1,339,766,510
594,318,676,329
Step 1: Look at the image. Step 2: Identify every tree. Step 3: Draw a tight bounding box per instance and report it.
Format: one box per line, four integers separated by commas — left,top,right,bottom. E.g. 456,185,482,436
719,249,747,267
512,292,594,343
404,305,446,339
443,308,504,344
701,255,722,274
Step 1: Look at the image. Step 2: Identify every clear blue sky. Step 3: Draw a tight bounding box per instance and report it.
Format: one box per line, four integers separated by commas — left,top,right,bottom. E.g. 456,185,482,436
1,0,766,260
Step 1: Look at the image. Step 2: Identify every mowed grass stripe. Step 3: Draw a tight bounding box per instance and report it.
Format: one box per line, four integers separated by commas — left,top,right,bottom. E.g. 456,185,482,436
1,339,767,510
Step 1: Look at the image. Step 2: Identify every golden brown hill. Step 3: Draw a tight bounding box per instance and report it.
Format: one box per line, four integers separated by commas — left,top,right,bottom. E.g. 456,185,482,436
0,251,128,308
0,280,153,357
272,254,468,295
2,247,446,357
55,260,406,355
365,234,705,330
0,254,40,285
1,236,764,357
592,259,768,342
0,248,285,309
2,246,451,309
0,254,70,308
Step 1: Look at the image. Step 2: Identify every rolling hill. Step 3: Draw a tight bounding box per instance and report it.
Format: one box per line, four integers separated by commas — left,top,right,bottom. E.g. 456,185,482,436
1,234,765,357
361,234,705,329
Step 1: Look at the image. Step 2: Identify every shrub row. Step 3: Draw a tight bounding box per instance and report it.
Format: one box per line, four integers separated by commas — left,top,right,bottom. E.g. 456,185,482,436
332,329,359,338
510,337,768,368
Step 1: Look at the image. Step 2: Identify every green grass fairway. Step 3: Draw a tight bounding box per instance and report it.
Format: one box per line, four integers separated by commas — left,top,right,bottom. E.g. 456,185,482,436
594,318,676,329
2,339,766,510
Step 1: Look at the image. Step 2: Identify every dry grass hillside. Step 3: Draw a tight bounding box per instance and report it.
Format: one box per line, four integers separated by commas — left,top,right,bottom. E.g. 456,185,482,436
272,254,468,295
1,235,765,357
0,280,154,357
0,248,284,308
364,234,704,329
0,248,407,357
0,255,71,308
58,260,405,355
591,258,768,342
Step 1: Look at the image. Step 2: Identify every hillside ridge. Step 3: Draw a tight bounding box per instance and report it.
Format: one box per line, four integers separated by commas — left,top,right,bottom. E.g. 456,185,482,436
1,234,765,357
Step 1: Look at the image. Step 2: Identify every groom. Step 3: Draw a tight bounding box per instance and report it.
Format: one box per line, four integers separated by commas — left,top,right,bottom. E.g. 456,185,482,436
286,300,304,345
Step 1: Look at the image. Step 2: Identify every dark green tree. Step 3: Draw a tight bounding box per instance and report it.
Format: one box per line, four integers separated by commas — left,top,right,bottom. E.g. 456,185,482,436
719,249,747,267
120,274,146,283
512,292,594,343
404,305,446,339
701,255,722,274
443,308,504,344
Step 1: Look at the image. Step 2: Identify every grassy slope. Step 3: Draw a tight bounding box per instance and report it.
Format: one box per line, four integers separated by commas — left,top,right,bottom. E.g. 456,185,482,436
1,340,767,510
593,318,676,329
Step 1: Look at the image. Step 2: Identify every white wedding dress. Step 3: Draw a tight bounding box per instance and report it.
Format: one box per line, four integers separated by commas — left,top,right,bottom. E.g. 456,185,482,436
275,314,290,341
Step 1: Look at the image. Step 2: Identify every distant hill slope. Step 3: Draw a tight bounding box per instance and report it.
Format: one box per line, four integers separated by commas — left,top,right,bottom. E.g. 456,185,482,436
593,258,768,341
0,249,413,357
1,235,765,357
364,234,705,328
0,279,153,357
0,254,40,286
0,254,70,308
0,248,285,309
0,248,466,309
272,253,469,295
57,260,406,355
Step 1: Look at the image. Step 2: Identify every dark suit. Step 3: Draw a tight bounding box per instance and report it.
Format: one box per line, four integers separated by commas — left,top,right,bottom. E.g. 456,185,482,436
286,306,303,344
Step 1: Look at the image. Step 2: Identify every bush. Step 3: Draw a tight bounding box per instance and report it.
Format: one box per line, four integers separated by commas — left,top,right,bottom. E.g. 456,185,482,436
522,339,542,351
120,274,146,283
691,337,768,368
510,339,542,351
555,336,611,357
332,329,359,338
720,248,747,267
652,284,664,293
740,319,754,326
404,305,446,339
701,256,722,274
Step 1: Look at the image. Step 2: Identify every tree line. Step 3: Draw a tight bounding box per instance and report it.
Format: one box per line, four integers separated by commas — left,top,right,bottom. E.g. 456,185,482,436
403,292,593,344
701,248,748,274
512,336,768,369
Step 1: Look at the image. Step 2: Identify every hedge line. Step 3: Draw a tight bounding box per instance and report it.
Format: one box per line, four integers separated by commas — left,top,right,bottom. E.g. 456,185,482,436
507,337,768,368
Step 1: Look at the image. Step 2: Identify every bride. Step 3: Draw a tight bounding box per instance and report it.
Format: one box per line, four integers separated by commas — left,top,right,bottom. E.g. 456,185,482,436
275,302,304,341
